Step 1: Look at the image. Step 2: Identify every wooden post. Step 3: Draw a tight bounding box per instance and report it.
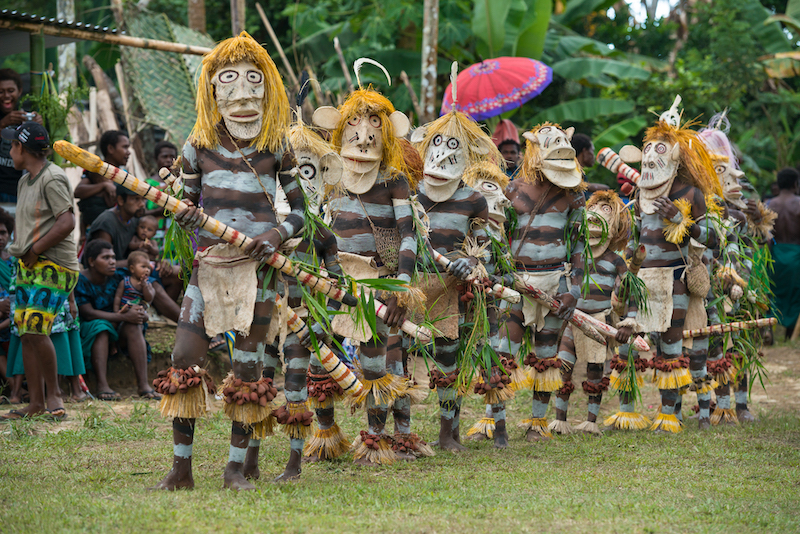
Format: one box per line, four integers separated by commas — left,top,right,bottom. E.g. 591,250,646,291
30,29,45,99
230,0,246,36
420,0,439,123
188,0,207,34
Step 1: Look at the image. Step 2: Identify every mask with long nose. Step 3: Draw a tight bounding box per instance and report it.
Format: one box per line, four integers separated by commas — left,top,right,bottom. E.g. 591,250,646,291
716,160,746,209
212,60,265,141
422,133,467,202
523,125,583,189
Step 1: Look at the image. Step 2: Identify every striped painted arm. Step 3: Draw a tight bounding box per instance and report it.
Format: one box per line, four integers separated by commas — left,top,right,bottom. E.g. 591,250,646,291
277,297,364,397
683,317,776,339
431,249,521,304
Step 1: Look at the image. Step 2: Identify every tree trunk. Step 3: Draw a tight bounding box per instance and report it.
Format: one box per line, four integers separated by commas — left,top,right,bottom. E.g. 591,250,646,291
231,0,246,36
188,0,207,34
420,0,439,124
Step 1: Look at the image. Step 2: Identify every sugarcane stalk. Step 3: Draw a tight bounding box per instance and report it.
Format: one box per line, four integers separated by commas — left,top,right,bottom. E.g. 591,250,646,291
515,280,651,352
683,317,776,339
54,140,433,343
431,249,520,304
276,297,364,397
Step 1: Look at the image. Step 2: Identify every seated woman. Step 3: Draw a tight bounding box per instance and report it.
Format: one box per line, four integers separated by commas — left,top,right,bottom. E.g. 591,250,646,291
75,240,160,400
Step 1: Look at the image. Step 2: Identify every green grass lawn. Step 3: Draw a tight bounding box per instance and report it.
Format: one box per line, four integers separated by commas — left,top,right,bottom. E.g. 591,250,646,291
1,381,799,534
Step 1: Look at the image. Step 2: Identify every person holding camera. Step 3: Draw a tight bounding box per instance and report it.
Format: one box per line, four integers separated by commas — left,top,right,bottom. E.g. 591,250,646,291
0,69,42,203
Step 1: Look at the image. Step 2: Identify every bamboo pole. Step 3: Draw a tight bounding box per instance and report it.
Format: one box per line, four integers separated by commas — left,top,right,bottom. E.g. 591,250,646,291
0,19,212,56
255,2,299,89
277,297,364,397
683,317,777,339
53,140,433,343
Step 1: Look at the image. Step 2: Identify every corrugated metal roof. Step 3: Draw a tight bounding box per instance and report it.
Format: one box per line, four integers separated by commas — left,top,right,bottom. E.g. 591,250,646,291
0,9,125,56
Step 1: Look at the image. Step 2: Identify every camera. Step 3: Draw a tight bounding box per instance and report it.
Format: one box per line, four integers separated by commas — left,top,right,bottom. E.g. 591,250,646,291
24,112,35,121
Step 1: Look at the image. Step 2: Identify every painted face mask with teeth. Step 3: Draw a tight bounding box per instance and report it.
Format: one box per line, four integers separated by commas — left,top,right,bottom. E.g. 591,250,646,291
422,133,468,202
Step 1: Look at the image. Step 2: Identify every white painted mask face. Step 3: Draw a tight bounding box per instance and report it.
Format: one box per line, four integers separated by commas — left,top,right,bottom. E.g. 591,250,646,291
423,133,466,201
294,149,343,214
212,61,265,141
340,112,383,176
715,161,746,209
640,139,679,189
525,126,582,188
476,178,510,234
587,201,618,251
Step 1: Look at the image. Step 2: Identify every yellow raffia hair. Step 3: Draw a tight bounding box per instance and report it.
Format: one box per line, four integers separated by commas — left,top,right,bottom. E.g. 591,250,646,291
643,120,723,198
462,160,510,191
287,117,344,200
331,87,408,179
191,31,290,153
662,197,694,244
414,110,505,172
520,122,587,191
586,189,631,252
705,194,724,219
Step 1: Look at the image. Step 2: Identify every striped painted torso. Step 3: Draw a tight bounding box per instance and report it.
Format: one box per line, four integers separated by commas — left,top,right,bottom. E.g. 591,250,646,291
181,132,301,249
328,169,416,281
418,182,488,270
506,179,584,268
578,251,627,314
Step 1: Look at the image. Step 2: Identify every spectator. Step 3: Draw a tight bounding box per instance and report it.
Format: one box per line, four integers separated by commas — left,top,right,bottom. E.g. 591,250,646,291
113,250,155,316
5,258,87,403
0,208,24,404
768,167,800,338
572,132,609,196
0,122,80,421
492,119,522,178
75,240,160,401
145,141,178,245
0,68,42,202
89,185,181,320
74,130,131,238
129,215,160,262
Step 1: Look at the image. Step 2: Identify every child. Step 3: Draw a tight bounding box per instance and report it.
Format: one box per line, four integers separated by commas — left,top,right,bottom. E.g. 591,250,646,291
128,215,159,262
114,250,155,314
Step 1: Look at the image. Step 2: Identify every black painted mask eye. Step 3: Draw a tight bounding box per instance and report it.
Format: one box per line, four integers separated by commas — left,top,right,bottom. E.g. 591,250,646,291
369,115,382,128
347,115,361,127
446,137,459,150
218,70,238,83
299,164,316,179
433,134,443,146
246,70,263,83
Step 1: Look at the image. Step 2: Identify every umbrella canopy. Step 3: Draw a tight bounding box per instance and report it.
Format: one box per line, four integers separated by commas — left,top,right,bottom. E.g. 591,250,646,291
440,57,552,121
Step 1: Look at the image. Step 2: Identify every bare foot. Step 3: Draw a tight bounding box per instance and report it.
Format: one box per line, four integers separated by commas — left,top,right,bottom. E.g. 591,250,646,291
435,435,467,452
526,429,550,442
737,409,757,423
274,466,301,483
223,467,256,491
243,463,260,481
149,469,194,491
493,431,509,449
467,432,487,442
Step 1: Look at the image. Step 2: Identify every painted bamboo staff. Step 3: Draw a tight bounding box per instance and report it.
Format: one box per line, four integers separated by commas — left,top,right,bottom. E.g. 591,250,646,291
514,280,652,352
683,317,776,339
431,249,521,304
276,297,364,397
53,140,433,343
